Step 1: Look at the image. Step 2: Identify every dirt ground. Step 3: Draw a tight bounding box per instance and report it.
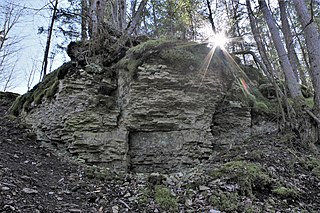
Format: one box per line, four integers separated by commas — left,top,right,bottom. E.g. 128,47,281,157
1,92,320,213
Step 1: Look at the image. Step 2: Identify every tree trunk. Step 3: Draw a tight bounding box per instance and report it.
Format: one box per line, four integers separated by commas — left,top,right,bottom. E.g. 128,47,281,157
288,10,311,73
246,0,274,80
89,0,106,37
119,0,127,32
41,0,58,81
81,0,88,40
126,0,148,35
292,0,320,109
151,0,158,37
246,0,287,123
278,0,307,86
206,0,216,34
259,0,302,98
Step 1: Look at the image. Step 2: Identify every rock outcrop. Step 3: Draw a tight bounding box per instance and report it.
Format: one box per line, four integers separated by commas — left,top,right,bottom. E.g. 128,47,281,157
12,40,276,172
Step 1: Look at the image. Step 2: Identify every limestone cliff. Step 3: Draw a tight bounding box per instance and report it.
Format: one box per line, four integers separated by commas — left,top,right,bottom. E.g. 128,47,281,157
11,40,276,172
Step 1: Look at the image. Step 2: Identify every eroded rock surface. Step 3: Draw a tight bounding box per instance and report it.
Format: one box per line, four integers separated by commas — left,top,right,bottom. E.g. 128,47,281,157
16,41,276,172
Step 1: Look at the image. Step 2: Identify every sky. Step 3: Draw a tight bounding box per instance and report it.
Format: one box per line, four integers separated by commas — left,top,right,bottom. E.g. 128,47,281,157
1,0,69,94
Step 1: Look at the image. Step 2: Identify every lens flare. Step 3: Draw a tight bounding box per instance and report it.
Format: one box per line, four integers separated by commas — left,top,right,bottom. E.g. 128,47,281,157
208,32,229,48
240,78,249,94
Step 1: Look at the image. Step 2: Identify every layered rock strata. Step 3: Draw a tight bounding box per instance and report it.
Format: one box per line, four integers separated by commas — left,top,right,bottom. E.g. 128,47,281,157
19,43,275,172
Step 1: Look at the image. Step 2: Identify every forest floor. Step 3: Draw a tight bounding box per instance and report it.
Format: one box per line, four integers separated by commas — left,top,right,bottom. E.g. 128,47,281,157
1,92,320,213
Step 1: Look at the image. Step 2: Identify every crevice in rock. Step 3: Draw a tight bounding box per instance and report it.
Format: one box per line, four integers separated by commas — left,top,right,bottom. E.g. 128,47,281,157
127,131,133,172
210,92,230,139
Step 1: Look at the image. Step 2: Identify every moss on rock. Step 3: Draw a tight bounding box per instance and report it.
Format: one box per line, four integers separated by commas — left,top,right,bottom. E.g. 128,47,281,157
117,39,206,75
210,191,239,212
210,160,272,196
0,91,19,102
117,39,177,72
272,186,298,198
240,64,268,85
154,185,178,212
9,63,71,116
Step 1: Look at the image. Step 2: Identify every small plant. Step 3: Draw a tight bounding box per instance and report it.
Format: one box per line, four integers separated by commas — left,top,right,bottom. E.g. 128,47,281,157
272,186,298,198
154,185,178,212
46,80,59,99
9,95,26,116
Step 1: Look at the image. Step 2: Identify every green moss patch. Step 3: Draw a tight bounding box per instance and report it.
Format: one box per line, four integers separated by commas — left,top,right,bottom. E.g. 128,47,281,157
0,91,19,102
154,185,178,212
272,186,298,198
210,191,239,212
210,160,272,196
117,39,206,75
303,156,320,177
9,63,72,116
118,39,177,72
210,191,261,212
240,64,268,85
305,97,314,108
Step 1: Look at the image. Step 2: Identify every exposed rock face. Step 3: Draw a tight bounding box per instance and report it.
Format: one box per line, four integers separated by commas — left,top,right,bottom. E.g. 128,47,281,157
19,41,275,172
120,61,226,172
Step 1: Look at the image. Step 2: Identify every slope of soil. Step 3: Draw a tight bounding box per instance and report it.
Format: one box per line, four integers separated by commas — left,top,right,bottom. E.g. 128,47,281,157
1,92,320,212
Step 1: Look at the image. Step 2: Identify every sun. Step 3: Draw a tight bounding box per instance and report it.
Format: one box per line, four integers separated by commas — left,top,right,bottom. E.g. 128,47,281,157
208,32,229,48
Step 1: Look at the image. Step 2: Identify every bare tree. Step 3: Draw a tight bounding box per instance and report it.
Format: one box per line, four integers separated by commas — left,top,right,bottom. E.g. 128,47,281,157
26,58,40,91
246,0,274,80
126,0,148,35
88,0,106,37
292,0,320,110
0,1,24,91
81,0,88,40
246,0,286,123
40,0,59,81
112,0,127,32
278,0,307,86
205,0,216,34
259,0,302,98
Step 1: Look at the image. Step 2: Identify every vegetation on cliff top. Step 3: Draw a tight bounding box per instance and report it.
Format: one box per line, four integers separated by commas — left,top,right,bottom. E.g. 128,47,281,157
9,63,72,116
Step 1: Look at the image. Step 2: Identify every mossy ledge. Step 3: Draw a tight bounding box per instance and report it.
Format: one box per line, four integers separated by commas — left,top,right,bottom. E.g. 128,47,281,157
117,38,205,75
10,62,72,116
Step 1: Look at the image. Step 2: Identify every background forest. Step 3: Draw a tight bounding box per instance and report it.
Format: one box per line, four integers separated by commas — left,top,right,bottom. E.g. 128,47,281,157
2,0,320,127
